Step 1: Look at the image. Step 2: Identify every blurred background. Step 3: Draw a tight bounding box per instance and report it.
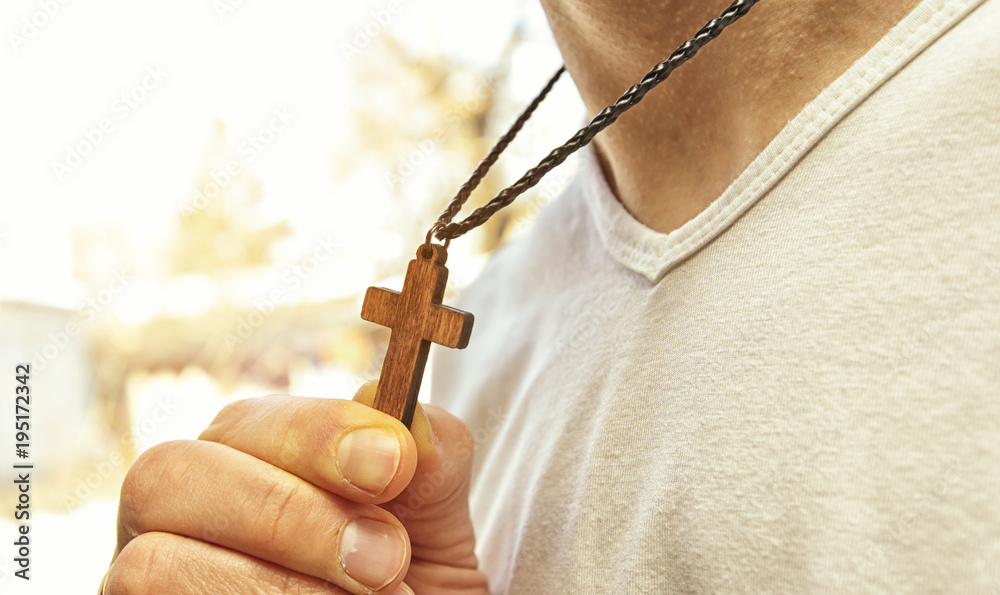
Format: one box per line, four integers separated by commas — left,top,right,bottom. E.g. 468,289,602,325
0,0,584,590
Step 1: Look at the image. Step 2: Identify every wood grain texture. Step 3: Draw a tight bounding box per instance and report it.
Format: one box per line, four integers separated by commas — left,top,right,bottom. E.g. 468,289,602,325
360,244,474,427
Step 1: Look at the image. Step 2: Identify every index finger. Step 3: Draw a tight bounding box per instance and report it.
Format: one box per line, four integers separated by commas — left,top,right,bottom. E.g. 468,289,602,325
198,392,418,504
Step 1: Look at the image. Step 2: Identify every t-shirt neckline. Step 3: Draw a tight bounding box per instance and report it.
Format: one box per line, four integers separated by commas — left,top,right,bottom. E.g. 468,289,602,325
580,0,987,284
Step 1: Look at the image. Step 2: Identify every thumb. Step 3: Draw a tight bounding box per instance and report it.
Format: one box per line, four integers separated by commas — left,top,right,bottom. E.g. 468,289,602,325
353,380,476,527
352,380,436,457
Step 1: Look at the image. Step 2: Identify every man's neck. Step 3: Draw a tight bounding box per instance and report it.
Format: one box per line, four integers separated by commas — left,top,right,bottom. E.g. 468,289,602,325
540,0,923,234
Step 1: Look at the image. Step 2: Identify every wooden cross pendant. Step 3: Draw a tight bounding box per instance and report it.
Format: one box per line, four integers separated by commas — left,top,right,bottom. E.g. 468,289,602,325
361,244,474,428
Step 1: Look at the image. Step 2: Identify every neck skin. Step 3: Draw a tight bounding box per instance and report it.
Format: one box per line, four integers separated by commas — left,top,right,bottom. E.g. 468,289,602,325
540,0,923,234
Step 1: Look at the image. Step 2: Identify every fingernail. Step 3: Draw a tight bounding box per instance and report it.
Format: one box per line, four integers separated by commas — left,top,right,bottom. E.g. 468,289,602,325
340,518,407,590
337,427,401,493
390,583,414,595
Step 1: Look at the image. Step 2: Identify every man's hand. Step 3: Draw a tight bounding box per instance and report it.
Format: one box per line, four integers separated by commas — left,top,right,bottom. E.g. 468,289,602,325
104,381,490,594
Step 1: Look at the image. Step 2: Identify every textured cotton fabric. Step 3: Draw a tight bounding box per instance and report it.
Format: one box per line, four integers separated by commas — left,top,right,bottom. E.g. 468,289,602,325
431,0,1000,592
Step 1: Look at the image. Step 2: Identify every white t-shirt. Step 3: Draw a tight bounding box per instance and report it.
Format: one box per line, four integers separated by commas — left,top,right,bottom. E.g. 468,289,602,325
431,0,1000,592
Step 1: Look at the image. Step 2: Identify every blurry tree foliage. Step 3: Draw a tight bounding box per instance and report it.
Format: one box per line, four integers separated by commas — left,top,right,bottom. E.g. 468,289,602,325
170,122,292,275
335,31,525,261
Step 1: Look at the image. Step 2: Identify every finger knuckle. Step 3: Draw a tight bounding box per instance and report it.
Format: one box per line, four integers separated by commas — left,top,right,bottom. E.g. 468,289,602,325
105,534,180,595
272,571,334,595
253,475,312,552
226,394,288,418
202,395,290,441
119,441,195,532
210,397,254,427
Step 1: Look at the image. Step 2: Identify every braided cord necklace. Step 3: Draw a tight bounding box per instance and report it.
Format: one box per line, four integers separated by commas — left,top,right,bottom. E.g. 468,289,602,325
362,0,760,427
